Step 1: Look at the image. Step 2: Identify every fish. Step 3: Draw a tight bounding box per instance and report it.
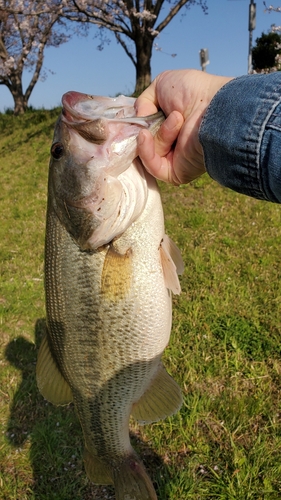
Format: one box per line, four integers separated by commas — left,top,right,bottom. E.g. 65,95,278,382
36,91,184,500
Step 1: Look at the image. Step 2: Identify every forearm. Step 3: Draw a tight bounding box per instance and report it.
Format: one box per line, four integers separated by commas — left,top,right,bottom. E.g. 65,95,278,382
199,73,281,203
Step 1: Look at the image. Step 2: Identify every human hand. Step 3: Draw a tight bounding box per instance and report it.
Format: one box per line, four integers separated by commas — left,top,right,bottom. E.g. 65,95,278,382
135,69,233,185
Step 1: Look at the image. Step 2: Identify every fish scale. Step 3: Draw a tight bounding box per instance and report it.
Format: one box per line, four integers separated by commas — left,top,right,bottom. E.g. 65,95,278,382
36,92,184,500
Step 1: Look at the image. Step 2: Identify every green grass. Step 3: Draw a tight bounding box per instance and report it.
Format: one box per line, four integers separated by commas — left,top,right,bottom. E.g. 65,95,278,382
1,109,281,499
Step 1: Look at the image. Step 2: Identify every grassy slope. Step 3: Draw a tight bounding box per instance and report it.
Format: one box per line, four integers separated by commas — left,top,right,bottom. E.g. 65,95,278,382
0,110,281,499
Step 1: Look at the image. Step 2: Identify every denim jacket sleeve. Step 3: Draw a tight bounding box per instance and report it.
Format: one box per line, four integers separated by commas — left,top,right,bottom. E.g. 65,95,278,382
198,73,281,203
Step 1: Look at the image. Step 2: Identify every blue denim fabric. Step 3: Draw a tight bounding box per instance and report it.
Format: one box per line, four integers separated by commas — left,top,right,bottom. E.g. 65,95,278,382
199,73,281,203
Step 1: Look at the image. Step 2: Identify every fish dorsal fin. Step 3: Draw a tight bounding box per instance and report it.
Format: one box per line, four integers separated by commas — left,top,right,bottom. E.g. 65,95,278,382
159,234,184,295
36,331,73,405
131,363,182,424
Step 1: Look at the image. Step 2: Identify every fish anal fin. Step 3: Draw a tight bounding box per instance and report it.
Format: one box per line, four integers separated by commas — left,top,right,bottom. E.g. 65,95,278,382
113,453,157,500
83,447,113,485
36,331,72,405
160,234,184,295
131,363,182,424
101,245,132,301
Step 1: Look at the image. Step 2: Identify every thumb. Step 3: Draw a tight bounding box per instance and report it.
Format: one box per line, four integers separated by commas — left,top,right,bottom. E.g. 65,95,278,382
152,111,184,157
137,111,184,184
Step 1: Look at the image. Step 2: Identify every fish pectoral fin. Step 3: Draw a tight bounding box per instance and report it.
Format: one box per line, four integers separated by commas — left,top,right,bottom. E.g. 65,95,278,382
101,245,132,301
113,452,157,500
83,447,113,485
36,331,73,405
160,234,184,295
131,363,182,424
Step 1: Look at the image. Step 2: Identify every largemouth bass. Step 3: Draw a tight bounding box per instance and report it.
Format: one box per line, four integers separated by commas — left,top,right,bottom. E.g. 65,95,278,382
36,92,184,500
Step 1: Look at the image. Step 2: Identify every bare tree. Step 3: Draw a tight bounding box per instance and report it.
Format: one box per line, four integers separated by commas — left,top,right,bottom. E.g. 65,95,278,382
0,0,68,114
62,0,208,95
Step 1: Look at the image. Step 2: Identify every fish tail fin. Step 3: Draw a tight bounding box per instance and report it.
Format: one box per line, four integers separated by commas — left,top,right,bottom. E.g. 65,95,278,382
113,453,157,500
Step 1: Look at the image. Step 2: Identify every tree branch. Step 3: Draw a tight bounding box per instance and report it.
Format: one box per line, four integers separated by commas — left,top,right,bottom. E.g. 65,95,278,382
155,0,190,33
114,31,136,66
63,0,134,38
24,20,57,102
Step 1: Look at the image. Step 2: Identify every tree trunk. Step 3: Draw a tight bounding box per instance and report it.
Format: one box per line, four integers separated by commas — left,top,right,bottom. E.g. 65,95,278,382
12,92,28,115
9,76,28,115
133,35,153,96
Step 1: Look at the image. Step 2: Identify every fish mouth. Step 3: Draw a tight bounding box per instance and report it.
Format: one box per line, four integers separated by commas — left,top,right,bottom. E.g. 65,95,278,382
61,91,161,129
61,92,110,144
61,91,135,122
60,91,165,159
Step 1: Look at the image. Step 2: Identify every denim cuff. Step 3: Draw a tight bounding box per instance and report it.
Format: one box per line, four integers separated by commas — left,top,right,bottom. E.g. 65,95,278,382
199,73,281,203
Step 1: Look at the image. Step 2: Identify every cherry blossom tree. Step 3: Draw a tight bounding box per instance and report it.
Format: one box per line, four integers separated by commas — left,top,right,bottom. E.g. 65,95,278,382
62,0,208,95
0,1,68,114
264,3,281,32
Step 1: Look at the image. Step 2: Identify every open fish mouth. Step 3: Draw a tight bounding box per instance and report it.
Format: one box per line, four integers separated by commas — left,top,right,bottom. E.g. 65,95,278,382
62,91,153,126
60,91,165,159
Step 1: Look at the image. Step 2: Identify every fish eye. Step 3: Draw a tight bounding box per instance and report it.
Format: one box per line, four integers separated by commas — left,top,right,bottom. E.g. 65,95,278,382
51,142,64,160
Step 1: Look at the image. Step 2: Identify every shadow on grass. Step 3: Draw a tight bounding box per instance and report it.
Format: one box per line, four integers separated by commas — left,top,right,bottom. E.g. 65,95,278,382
5,319,170,500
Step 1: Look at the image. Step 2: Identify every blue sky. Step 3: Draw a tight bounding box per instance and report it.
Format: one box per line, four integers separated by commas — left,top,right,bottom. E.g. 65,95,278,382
0,0,281,112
